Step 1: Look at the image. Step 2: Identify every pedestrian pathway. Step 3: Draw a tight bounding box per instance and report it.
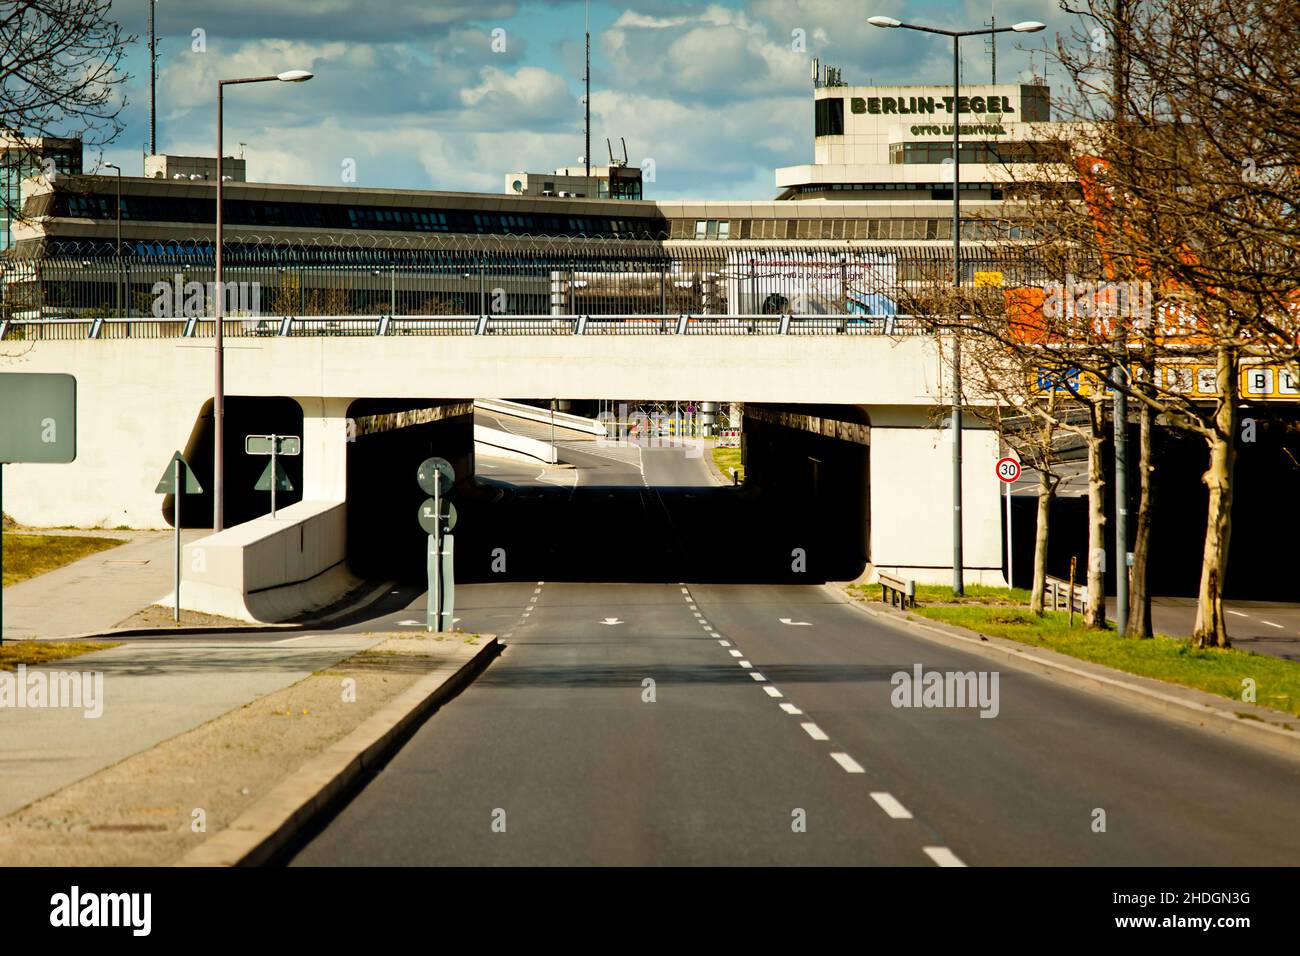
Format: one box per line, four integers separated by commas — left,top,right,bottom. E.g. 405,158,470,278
2,529,203,640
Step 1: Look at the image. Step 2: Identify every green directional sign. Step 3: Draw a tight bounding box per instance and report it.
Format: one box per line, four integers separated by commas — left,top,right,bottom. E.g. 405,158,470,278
0,373,76,464
154,451,204,494
255,458,295,492
245,434,301,456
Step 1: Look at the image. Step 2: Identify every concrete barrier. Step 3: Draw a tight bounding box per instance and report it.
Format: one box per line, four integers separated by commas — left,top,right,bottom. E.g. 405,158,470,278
161,500,359,623
474,398,604,436
473,424,558,464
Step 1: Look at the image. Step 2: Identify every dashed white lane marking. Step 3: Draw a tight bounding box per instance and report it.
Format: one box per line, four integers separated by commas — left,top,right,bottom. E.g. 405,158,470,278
694,612,703,618
709,631,721,638
728,649,743,657
763,686,783,698
537,581,545,586
699,621,711,627
1263,620,1284,628
534,588,542,594
801,722,829,741
779,703,803,715
830,752,865,773
923,847,966,867
739,660,753,669
870,792,914,819
718,640,731,647
680,588,689,594
1227,610,1248,618
749,672,767,682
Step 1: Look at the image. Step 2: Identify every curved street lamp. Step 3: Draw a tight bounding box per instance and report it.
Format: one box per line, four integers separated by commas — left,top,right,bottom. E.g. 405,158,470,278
213,69,314,532
867,14,1044,595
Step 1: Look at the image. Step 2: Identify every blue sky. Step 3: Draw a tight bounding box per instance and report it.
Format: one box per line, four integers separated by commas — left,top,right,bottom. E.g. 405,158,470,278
97,0,1080,200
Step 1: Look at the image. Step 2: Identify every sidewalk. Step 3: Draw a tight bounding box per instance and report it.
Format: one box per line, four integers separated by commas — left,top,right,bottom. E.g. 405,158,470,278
2,529,204,640
0,633,384,818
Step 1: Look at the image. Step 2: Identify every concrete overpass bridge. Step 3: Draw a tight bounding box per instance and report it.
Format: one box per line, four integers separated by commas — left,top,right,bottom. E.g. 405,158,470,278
0,315,1007,620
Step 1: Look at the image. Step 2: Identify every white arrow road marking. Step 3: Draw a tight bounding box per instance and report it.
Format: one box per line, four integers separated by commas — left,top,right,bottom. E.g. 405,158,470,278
779,618,812,626
600,617,624,625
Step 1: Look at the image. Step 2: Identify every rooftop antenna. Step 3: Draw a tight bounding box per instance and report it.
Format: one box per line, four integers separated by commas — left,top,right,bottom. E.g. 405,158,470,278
984,8,997,83
239,142,246,160
620,136,628,165
584,0,591,188
148,0,157,157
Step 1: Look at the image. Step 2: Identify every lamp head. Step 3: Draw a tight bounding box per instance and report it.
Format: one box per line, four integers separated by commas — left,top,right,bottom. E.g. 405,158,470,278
867,16,902,27
1011,21,1046,32
276,70,314,83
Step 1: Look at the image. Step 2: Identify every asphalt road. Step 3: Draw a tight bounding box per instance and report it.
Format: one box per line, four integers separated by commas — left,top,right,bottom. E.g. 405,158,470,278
286,426,1300,866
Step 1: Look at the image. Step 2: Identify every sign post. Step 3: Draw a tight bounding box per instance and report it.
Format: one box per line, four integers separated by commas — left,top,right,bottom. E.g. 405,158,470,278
154,451,203,623
996,455,1021,590
246,434,300,518
418,457,456,632
0,373,77,646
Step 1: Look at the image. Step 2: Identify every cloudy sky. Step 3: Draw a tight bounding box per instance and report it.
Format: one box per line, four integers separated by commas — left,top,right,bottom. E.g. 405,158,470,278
98,0,1079,200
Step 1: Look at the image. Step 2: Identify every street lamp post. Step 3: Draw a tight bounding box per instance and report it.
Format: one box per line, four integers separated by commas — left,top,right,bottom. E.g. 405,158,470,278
103,163,122,319
213,69,313,532
868,14,1044,595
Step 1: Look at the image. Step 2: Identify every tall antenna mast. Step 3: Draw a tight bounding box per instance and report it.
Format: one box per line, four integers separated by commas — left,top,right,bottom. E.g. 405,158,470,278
148,0,157,156
584,0,591,189
984,2,997,84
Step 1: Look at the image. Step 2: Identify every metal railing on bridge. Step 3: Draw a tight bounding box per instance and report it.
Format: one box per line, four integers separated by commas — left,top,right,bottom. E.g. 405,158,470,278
0,313,934,341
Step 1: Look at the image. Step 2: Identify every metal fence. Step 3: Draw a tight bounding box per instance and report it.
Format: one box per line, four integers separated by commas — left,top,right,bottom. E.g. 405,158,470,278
0,313,934,340
0,241,1050,322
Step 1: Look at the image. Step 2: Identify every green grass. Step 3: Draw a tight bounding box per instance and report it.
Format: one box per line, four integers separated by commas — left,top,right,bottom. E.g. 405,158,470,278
1,533,125,587
0,641,120,671
910,604,1300,718
711,446,744,483
848,582,1032,606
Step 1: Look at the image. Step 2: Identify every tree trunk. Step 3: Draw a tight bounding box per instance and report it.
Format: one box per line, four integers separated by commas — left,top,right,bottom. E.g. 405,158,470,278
1085,400,1109,629
1125,365,1155,637
1030,466,1055,616
1192,347,1238,649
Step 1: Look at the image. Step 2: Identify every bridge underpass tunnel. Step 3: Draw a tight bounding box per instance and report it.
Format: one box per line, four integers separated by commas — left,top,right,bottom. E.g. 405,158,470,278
458,398,870,584
166,397,304,528
345,399,474,581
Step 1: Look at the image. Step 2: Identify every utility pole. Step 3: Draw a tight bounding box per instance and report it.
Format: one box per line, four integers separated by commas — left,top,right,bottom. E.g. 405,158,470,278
584,0,591,193
148,0,157,157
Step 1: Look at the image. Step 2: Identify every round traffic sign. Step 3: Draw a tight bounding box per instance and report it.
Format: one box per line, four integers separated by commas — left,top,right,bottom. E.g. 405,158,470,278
417,457,455,496
996,456,1022,483
418,497,457,534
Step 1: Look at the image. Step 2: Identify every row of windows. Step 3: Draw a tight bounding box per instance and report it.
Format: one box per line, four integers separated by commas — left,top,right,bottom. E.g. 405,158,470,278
46,192,667,239
888,141,1066,165
672,218,1027,241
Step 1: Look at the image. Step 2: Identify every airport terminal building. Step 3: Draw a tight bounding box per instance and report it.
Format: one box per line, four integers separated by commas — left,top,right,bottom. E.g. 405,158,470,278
4,79,1070,317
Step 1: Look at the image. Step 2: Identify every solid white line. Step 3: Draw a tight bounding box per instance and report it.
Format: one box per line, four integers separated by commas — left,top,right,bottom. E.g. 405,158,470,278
763,686,783,698
272,633,322,644
729,649,743,657
749,672,767,681
739,660,753,668
830,752,864,773
779,703,802,715
870,792,913,819
1227,610,1248,618
1263,620,1284,628
923,847,966,867
801,722,829,740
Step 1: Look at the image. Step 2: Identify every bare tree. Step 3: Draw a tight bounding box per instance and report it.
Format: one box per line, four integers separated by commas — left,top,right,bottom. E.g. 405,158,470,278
0,0,131,216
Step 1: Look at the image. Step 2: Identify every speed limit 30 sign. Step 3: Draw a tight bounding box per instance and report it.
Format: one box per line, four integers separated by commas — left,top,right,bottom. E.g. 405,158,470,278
996,456,1021,483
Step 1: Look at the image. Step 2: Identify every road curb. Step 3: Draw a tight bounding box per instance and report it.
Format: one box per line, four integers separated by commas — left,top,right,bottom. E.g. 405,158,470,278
832,586,1300,762
175,634,501,867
